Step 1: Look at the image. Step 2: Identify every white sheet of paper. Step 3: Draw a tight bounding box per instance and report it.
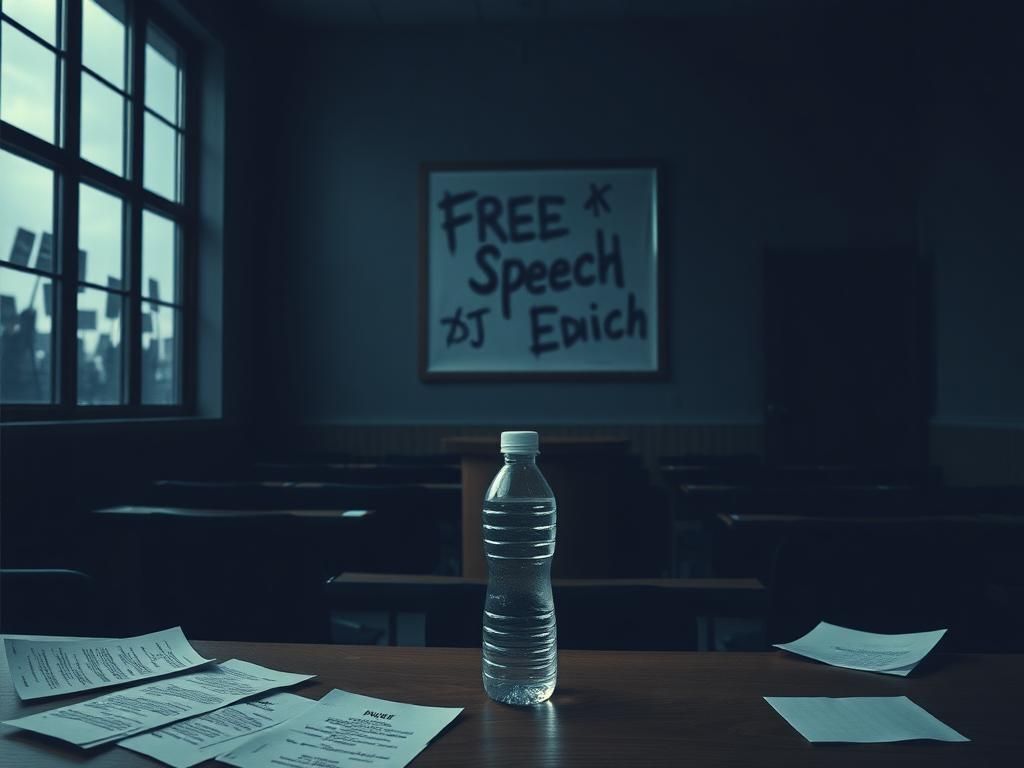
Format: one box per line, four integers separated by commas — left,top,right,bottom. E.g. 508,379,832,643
3,659,315,748
4,627,214,700
218,689,463,768
2,635,100,641
764,696,969,742
118,692,318,768
773,622,946,676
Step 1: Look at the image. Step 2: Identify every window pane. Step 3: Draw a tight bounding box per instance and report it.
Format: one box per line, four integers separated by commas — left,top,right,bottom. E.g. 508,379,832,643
0,265,54,403
144,114,180,201
0,21,57,143
145,24,180,125
0,150,55,270
78,184,123,285
141,301,179,404
142,210,178,303
2,0,58,47
81,72,124,175
82,0,126,90
77,286,123,404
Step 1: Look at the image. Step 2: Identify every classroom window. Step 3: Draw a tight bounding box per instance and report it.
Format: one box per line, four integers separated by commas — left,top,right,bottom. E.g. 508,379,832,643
0,0,195,415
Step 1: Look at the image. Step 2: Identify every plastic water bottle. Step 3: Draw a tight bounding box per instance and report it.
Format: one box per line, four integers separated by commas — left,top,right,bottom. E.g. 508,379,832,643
481,430,557,706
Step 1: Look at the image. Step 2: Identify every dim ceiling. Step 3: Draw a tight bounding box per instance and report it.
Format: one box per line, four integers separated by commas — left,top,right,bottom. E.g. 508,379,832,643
256,0,849,26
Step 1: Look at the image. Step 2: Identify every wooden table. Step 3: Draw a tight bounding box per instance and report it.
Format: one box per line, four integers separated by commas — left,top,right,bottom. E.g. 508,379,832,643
3,640,1022,767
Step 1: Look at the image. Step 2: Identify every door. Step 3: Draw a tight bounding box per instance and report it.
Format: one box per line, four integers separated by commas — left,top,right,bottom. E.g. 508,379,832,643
764,248,928,468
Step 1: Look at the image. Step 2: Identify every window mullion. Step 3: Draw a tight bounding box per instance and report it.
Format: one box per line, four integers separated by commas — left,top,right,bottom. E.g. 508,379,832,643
126,0,146,406
58,0,84,410
181,35,199,413
0,12,61,51
80,64,128,98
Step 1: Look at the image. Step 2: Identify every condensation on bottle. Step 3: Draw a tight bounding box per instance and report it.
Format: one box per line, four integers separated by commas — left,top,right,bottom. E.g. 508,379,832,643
481,430,557,706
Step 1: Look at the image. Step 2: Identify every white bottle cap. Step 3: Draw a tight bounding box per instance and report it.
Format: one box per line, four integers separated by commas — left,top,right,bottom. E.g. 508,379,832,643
500,431,539,454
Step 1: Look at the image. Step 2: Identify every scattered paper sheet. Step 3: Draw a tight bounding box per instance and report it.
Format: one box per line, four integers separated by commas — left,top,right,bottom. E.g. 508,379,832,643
119,692,318,768
4,627,213,700
3,659,314,748
218,689,463,768
764,696,969,742
773,622,946,676
2,635,100,642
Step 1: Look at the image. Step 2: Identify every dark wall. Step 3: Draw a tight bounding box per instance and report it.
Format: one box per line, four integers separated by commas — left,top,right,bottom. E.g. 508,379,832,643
258,10,919,426
919,2,1024,427
4,1,1021,590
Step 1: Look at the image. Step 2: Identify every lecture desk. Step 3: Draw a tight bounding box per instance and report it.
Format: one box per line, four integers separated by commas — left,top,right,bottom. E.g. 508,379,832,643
3,640,1023,767
326,572,768,649
715,512,990,532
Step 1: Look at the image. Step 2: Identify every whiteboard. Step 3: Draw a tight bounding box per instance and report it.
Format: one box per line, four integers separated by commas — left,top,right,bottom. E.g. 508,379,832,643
419,164,662,379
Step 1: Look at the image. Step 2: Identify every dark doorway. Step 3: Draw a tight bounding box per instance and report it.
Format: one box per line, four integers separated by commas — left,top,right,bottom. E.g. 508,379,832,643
764,248,929,468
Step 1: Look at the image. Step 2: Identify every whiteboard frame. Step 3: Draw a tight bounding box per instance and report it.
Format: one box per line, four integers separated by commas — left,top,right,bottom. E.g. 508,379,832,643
418,161,666,381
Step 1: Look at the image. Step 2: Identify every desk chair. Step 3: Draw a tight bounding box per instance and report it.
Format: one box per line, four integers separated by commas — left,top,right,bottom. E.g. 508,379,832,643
0,569,97,637
765,519,985,649
92,507,379,643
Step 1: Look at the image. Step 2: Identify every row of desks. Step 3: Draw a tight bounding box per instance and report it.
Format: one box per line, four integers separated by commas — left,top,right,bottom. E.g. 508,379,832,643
327,572,768,650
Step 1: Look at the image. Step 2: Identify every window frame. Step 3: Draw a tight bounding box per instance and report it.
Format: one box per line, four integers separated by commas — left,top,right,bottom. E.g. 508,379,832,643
0,0,199,420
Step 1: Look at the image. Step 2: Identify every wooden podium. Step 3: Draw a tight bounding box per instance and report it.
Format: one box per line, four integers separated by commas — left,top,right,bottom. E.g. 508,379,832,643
443,436,631,578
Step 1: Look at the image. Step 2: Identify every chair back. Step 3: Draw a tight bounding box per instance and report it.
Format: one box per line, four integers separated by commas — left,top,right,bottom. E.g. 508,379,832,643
0,568,97,636
766,518,985,648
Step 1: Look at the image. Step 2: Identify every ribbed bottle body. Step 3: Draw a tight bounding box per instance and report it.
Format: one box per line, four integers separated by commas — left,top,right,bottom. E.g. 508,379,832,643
481,458,557,706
